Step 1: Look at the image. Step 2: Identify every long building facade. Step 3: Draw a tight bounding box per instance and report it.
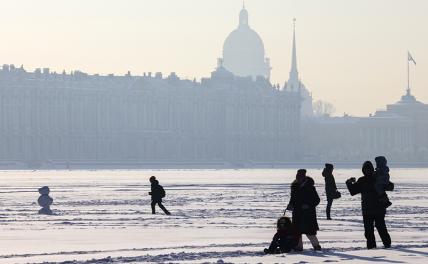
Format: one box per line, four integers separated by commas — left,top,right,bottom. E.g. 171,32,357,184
0,64,301,168
302,89,428,163
1,5,427,168
0,6,306,168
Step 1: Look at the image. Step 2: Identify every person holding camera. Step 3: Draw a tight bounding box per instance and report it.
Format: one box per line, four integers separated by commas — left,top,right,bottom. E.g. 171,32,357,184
346,161,393,249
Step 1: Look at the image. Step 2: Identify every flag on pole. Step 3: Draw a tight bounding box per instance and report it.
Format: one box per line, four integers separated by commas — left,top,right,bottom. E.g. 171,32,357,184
408,52,416,65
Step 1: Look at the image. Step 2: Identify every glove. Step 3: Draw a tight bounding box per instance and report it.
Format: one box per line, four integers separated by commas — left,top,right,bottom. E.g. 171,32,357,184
346,177,356,184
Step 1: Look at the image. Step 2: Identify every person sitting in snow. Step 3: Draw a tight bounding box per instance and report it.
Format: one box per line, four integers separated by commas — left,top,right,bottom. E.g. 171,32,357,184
264,216,299,254
148,176,171,215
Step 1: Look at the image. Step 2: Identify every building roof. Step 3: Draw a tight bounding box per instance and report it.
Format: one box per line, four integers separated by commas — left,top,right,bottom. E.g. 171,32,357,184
222,6,270,79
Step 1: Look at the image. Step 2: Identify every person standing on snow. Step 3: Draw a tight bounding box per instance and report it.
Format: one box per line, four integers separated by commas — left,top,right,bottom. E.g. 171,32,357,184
322,163,341,220
286,169,322,251
346,161,393,249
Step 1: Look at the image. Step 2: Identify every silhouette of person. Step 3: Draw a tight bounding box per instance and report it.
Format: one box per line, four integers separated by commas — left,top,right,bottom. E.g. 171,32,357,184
264,216,299,254
346,161,393,249
149,176,171,215
374,156,392,208
286,169,322,251
322,163,340,220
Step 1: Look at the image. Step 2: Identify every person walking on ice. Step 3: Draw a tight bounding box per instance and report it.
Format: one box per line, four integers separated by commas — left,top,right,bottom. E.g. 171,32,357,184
149,176,171,215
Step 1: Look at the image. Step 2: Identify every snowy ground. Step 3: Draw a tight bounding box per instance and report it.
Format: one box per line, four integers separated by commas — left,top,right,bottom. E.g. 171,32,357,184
0,169,427,263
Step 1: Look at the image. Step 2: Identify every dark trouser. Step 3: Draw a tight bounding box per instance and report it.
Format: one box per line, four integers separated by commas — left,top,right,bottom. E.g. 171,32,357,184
326,198,333,219
151,201,170,215
363,213,391,249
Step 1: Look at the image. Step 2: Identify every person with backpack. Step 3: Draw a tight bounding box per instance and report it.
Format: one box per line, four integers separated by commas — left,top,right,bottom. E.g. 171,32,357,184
149,176,171,215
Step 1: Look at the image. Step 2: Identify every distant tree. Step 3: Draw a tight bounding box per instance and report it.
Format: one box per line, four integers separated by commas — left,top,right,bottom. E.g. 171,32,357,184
313,100,336,117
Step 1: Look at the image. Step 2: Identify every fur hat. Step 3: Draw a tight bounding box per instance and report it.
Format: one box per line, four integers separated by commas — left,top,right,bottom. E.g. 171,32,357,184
325,163,334,170
297,169,307,177
277,216,292,229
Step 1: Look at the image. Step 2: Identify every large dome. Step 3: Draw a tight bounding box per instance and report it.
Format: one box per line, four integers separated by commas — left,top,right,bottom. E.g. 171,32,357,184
221,7,271,79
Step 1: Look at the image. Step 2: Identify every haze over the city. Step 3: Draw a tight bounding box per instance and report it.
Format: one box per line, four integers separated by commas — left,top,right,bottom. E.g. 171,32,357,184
1,0,427,116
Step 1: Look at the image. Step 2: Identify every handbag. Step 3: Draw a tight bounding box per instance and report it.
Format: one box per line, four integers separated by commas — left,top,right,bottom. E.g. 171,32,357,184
332,190,341,199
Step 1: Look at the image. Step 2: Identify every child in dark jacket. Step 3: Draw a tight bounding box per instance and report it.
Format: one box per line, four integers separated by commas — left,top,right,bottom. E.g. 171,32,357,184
264,216,299,254
374,156,392,208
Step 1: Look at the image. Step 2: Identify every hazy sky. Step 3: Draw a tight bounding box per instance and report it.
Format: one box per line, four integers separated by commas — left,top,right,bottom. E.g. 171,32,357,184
1,0,427,116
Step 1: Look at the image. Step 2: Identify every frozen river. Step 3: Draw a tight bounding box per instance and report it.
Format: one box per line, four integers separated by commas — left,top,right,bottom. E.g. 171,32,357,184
0,168,427,263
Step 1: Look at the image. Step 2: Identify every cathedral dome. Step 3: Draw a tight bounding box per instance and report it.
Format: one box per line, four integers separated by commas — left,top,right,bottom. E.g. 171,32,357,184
222,7,270,79
223,27,265,62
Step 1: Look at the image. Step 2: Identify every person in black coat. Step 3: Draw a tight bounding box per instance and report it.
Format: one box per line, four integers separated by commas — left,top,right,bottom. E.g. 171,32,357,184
264,216,300,254
346,161,393,249
149,176,171,215
323,163,339,220
287,169,321,251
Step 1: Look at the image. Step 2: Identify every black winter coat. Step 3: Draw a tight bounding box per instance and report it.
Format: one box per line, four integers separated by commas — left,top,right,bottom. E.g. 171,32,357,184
346,175,394,215
288,177,320,235
323,172,337,200
269,227,300,253
150,182,164,202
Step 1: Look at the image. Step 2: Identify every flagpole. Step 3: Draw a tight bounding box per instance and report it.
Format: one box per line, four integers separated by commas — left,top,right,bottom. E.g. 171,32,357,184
407,52,410,93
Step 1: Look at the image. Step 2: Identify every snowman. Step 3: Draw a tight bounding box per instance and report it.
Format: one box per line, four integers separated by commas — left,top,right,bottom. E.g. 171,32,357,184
38,186,53,215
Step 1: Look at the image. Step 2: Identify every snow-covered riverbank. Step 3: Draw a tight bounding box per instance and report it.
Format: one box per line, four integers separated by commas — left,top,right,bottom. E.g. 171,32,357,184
0,169,427,263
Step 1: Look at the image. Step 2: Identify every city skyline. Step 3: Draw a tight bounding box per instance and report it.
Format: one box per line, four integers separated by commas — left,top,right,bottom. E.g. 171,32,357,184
1,0,427,116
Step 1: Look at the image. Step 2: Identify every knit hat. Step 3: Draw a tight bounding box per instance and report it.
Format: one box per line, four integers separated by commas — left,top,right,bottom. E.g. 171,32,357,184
375,156,387,166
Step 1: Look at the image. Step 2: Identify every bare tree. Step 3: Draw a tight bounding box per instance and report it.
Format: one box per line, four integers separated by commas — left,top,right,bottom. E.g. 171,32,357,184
313,100,336,117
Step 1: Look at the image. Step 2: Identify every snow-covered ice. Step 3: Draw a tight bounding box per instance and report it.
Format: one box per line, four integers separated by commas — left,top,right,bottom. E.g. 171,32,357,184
0,169,427,263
